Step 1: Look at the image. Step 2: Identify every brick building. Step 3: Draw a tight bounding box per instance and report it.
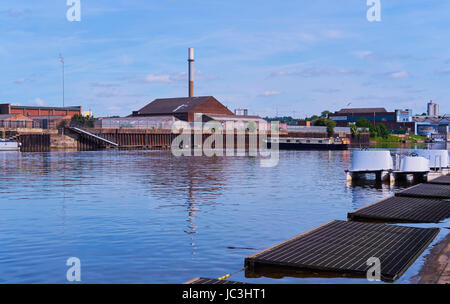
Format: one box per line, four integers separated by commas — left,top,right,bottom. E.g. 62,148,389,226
131,96,233,122
0,104,82,118
0,114,37,129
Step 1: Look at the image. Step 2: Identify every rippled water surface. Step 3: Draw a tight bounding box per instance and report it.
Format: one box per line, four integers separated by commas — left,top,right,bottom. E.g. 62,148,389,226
0,149,448,283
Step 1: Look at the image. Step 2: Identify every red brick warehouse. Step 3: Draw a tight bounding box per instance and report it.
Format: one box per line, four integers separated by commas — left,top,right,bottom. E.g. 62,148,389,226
0,103,82,118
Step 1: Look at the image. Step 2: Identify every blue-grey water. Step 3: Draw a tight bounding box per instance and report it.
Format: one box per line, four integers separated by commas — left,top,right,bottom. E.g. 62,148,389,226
0,149,448,283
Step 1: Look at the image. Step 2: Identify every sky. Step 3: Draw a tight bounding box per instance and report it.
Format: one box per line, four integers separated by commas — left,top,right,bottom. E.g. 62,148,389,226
0,0,449,118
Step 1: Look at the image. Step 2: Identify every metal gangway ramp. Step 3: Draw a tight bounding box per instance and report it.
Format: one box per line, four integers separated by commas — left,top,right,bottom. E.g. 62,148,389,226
68,127,119,148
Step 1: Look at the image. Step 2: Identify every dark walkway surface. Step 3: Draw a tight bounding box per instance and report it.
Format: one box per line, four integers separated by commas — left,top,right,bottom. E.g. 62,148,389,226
348,196,450,223
245,220,439,282
428,175,450,185
395,183,450,199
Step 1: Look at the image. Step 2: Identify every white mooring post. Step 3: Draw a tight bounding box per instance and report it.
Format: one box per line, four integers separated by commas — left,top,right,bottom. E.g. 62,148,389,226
389,173,395,184
346,171,353,182
381,170,390,182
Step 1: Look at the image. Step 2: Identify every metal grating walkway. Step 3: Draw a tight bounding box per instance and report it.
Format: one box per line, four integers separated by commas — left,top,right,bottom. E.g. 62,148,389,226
395,183,450,199
428,175,450,185
348,196,450,223
245,220,439,281
185,278,245,284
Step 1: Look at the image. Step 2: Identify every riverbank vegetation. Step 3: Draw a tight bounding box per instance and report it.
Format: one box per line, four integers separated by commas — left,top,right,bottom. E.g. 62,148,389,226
352,118,426,143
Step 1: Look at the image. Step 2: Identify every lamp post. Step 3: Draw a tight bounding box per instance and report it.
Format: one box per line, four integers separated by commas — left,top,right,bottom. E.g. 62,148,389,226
59,53,65,107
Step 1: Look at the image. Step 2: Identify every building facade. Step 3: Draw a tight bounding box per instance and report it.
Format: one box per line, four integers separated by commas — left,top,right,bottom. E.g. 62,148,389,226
0,104,82,118
95,116,179,130
328,108,415,133
415,117,450,141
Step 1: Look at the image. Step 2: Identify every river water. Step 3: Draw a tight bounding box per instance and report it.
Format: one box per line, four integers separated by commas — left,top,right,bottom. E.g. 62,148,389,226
0,148,448,283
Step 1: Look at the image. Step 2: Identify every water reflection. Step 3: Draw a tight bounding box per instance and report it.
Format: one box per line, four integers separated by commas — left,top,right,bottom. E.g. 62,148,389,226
0,148,446,283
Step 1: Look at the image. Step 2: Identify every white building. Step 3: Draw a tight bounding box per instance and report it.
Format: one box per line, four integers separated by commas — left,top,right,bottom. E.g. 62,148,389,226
427,100,439,116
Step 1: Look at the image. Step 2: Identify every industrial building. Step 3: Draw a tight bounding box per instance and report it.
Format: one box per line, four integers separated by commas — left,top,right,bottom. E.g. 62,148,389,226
0,114,37,129
131,96,234,122
0,104,82,118
0,104,82,130
414,116,450,141
328,107,415,132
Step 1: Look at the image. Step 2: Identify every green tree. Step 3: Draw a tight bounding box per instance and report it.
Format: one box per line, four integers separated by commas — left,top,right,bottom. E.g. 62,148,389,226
71,114,94,128
306,115,319,121
313,117,336,137
350,123,360,136
355,118,372,128
321,110,331,118
376,123,389,139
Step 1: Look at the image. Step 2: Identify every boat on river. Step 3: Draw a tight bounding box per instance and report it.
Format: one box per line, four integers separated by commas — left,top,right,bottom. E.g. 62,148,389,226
267,137,349,150
0,140,21,152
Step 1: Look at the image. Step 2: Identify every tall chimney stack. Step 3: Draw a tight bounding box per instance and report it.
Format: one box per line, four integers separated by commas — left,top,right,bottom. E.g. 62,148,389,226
188,48,194,97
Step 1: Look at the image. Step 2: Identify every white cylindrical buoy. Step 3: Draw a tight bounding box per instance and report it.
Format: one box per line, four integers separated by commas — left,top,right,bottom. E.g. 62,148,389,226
400,156,430,172
351,150,393,171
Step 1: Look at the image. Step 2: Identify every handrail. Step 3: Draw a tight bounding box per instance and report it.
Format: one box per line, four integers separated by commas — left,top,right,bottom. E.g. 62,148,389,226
69,127,119,147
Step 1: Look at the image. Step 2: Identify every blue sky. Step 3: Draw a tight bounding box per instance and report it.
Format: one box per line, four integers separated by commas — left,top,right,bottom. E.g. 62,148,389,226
1,0,449,117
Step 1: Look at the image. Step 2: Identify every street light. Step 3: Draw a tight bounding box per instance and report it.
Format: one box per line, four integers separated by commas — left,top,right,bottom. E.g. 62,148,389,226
59,53,65,107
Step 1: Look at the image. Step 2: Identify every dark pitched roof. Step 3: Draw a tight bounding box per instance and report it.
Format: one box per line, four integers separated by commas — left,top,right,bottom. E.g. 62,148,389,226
336,108,388,114
134,96,219,115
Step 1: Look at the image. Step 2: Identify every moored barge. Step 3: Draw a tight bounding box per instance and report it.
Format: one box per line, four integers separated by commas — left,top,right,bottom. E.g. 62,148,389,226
267,137,349,150
0,140,21,152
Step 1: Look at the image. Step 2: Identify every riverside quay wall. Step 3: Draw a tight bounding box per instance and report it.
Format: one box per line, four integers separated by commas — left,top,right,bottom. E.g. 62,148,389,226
16,128,277,152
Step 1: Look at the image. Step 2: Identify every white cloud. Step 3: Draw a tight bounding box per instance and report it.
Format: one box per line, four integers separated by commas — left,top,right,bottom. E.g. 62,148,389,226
437,66,450,74
260,91,281,97
353,50,373,59
271,68,361,78
143,74,172,83
14,78,26,84
0,9,31,18
34,98,45,106
324,30,344,39
136,71,217,84
386,71,410,79
107,106,121,112
119,55,134,65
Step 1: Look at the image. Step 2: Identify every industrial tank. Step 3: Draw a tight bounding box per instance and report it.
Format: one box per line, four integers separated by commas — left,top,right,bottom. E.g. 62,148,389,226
351,150,393,171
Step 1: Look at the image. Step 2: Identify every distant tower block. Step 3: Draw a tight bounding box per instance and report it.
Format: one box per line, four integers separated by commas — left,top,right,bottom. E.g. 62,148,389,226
188,48,194,97
427,100,439,116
